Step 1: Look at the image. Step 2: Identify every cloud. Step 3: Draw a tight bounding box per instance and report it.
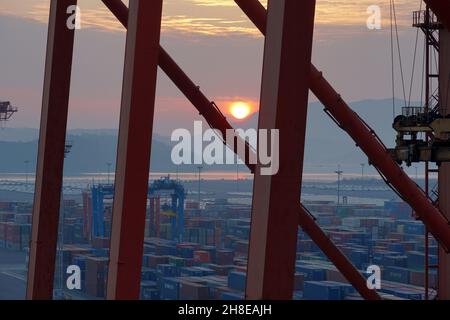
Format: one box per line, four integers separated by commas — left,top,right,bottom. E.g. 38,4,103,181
0,0,421,39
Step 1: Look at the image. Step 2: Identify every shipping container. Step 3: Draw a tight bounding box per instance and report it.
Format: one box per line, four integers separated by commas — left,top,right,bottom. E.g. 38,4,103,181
160,277,181,300
407,251,438,270
179,267,205,277
206,264,235,276
156,264,179,277
179,280,210,300
145,254,169,268
141,287,160,300
168,256,187,267
294,273,305,291
303,281,342,300
85,256,108,298
383,255,407,268
194,251,211,264
296,265,326,281
383,266,410,284
220,291,244,300
228,271,246,292
216,249,234,265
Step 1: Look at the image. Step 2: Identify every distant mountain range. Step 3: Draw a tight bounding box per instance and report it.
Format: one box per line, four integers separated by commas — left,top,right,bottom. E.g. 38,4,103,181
0,98,408,174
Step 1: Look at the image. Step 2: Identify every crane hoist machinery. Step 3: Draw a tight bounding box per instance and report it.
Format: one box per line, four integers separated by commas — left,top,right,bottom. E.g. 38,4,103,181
389,106,450,166
389,10,450,166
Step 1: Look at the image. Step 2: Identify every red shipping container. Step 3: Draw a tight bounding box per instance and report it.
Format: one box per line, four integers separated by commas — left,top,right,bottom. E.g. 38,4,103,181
194,251,211,263
0,202,10,210
216,250,234,265
410,270,437,288
234,241,249,254
0,222,6,240
92,237,109,249
179,280,210,300
294,273,305,291
6,223,20,242
85,256,108,298
147,255,169,267
327,231,353,243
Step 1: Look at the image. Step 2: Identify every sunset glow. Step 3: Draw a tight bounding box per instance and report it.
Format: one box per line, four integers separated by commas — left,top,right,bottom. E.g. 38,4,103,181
230,101,251,120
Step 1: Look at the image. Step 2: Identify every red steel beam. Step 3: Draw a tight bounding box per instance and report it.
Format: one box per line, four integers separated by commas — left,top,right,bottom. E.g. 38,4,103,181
101,0,255,172
26,0,77,300
438,27,450,299
102,0,380,300
235,0,450,253
106,0,163,300
246,0,316,299
424,0,450,31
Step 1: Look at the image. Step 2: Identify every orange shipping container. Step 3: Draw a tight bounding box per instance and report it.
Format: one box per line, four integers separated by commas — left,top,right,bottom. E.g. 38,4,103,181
193,251,211,263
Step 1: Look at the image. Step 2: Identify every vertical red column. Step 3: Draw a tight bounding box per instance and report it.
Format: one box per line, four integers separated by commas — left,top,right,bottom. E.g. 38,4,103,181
26,0,77,300
246,0,316,299
438,27,450,300
106,0,163,300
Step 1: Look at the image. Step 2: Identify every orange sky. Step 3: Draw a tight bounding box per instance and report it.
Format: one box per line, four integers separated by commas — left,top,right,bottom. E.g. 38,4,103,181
0,0,417,37
0,0,427,130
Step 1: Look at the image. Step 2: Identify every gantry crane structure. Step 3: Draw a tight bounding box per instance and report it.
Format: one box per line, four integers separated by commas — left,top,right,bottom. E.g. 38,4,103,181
22,0,450,300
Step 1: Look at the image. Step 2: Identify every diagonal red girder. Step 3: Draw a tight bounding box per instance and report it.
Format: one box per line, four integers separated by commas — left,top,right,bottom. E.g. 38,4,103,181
101,0,255,173
424,0,450,31
234,0,450,253
101,0,381,300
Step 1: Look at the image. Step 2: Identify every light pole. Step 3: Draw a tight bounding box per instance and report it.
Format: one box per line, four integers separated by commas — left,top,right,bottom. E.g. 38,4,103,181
197,166,203,206
360,163,365,179
107,162,112,184
24,160,30,185
335,165,343,205
236,163,239,193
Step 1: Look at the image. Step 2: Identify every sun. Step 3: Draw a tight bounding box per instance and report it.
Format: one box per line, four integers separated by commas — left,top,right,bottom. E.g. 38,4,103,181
230,101,251,120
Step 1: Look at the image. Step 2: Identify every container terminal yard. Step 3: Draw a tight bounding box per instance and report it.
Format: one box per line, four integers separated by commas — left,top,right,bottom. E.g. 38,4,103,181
2,0,450,302
0,176,440,300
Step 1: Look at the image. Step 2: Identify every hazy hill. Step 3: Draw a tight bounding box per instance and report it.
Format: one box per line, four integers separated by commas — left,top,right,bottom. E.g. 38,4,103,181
0,98,408,174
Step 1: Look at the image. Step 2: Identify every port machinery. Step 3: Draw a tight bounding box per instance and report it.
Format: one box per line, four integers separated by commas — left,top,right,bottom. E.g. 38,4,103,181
0,101,17,121
23,0,450,300
148,176,185,242
390,106,450,166
389,10,449,166
85,177,185,242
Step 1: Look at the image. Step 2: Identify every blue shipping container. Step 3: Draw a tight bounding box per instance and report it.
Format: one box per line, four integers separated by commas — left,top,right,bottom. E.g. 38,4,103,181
141,288,160,300
179,267,204,277
303,281,342,300
157,264,178,277
228,271,246,292
220,291,244,300
387,243,405,254
296,265,326,281
160,277,181,300
383,266,410,284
